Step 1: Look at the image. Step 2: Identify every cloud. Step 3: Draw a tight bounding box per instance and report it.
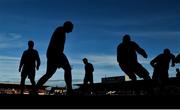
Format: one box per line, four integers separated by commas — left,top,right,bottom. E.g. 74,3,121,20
85,54,117,65
0,56,20,83
69,58,82,65
70,54,151,68
82,54,151,65
133,31,180,39
0,33,23,49
69,54,117,66
137,55,151,64
0,55,20,61
0,56,20,72
110,30,180,40
0,33,22,41
8,33,22,39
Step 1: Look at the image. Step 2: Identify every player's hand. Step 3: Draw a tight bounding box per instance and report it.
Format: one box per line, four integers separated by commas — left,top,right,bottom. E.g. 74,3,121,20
144,54,148,58
151,63,156,68
36,66,39,70
18,68,21,72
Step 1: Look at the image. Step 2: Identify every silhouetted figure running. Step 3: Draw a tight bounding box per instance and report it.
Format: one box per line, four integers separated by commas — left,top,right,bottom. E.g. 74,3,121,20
150,49,175,82
83,58,94,85
19,40,40,95
176,68,180,79
150,49,175,95
117,34,151,81
36,21,73,95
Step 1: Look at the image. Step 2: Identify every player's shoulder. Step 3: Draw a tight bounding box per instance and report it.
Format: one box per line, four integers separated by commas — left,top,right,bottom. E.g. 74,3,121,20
131,41,137,45
33,49,39,53
55,26,63,32
23,49,28,53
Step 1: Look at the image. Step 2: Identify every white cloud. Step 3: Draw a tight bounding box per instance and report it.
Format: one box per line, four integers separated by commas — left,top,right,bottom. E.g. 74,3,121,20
8,33,22,39
84,54,117,65
69,58,82,65
0,33,22,41
138,55,151,64
0,33,23,49
69,54,118,70
0,55,20,61
70,54,151,67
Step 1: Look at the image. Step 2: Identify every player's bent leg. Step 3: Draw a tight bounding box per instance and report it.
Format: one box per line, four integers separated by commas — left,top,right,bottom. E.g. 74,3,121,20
36,64,57,87
136,63,151,80
119,64,137,81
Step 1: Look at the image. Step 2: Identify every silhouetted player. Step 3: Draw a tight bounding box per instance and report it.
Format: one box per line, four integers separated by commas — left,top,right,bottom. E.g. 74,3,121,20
36,21,73,95
150,49,175,81
83,58,94,85
19,40,40,95
117,34,151,81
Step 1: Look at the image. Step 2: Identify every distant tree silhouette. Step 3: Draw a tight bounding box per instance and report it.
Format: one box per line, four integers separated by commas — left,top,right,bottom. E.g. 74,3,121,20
36,21,73,95
19,40,40,95
150,48,175,82
117,34,151,81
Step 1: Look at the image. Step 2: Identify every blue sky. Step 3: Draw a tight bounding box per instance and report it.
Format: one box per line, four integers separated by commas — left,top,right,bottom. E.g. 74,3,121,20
0,0,179,87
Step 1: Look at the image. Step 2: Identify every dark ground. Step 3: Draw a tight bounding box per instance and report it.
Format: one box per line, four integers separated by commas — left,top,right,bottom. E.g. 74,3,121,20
0,95,180,109
1,78,180,109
